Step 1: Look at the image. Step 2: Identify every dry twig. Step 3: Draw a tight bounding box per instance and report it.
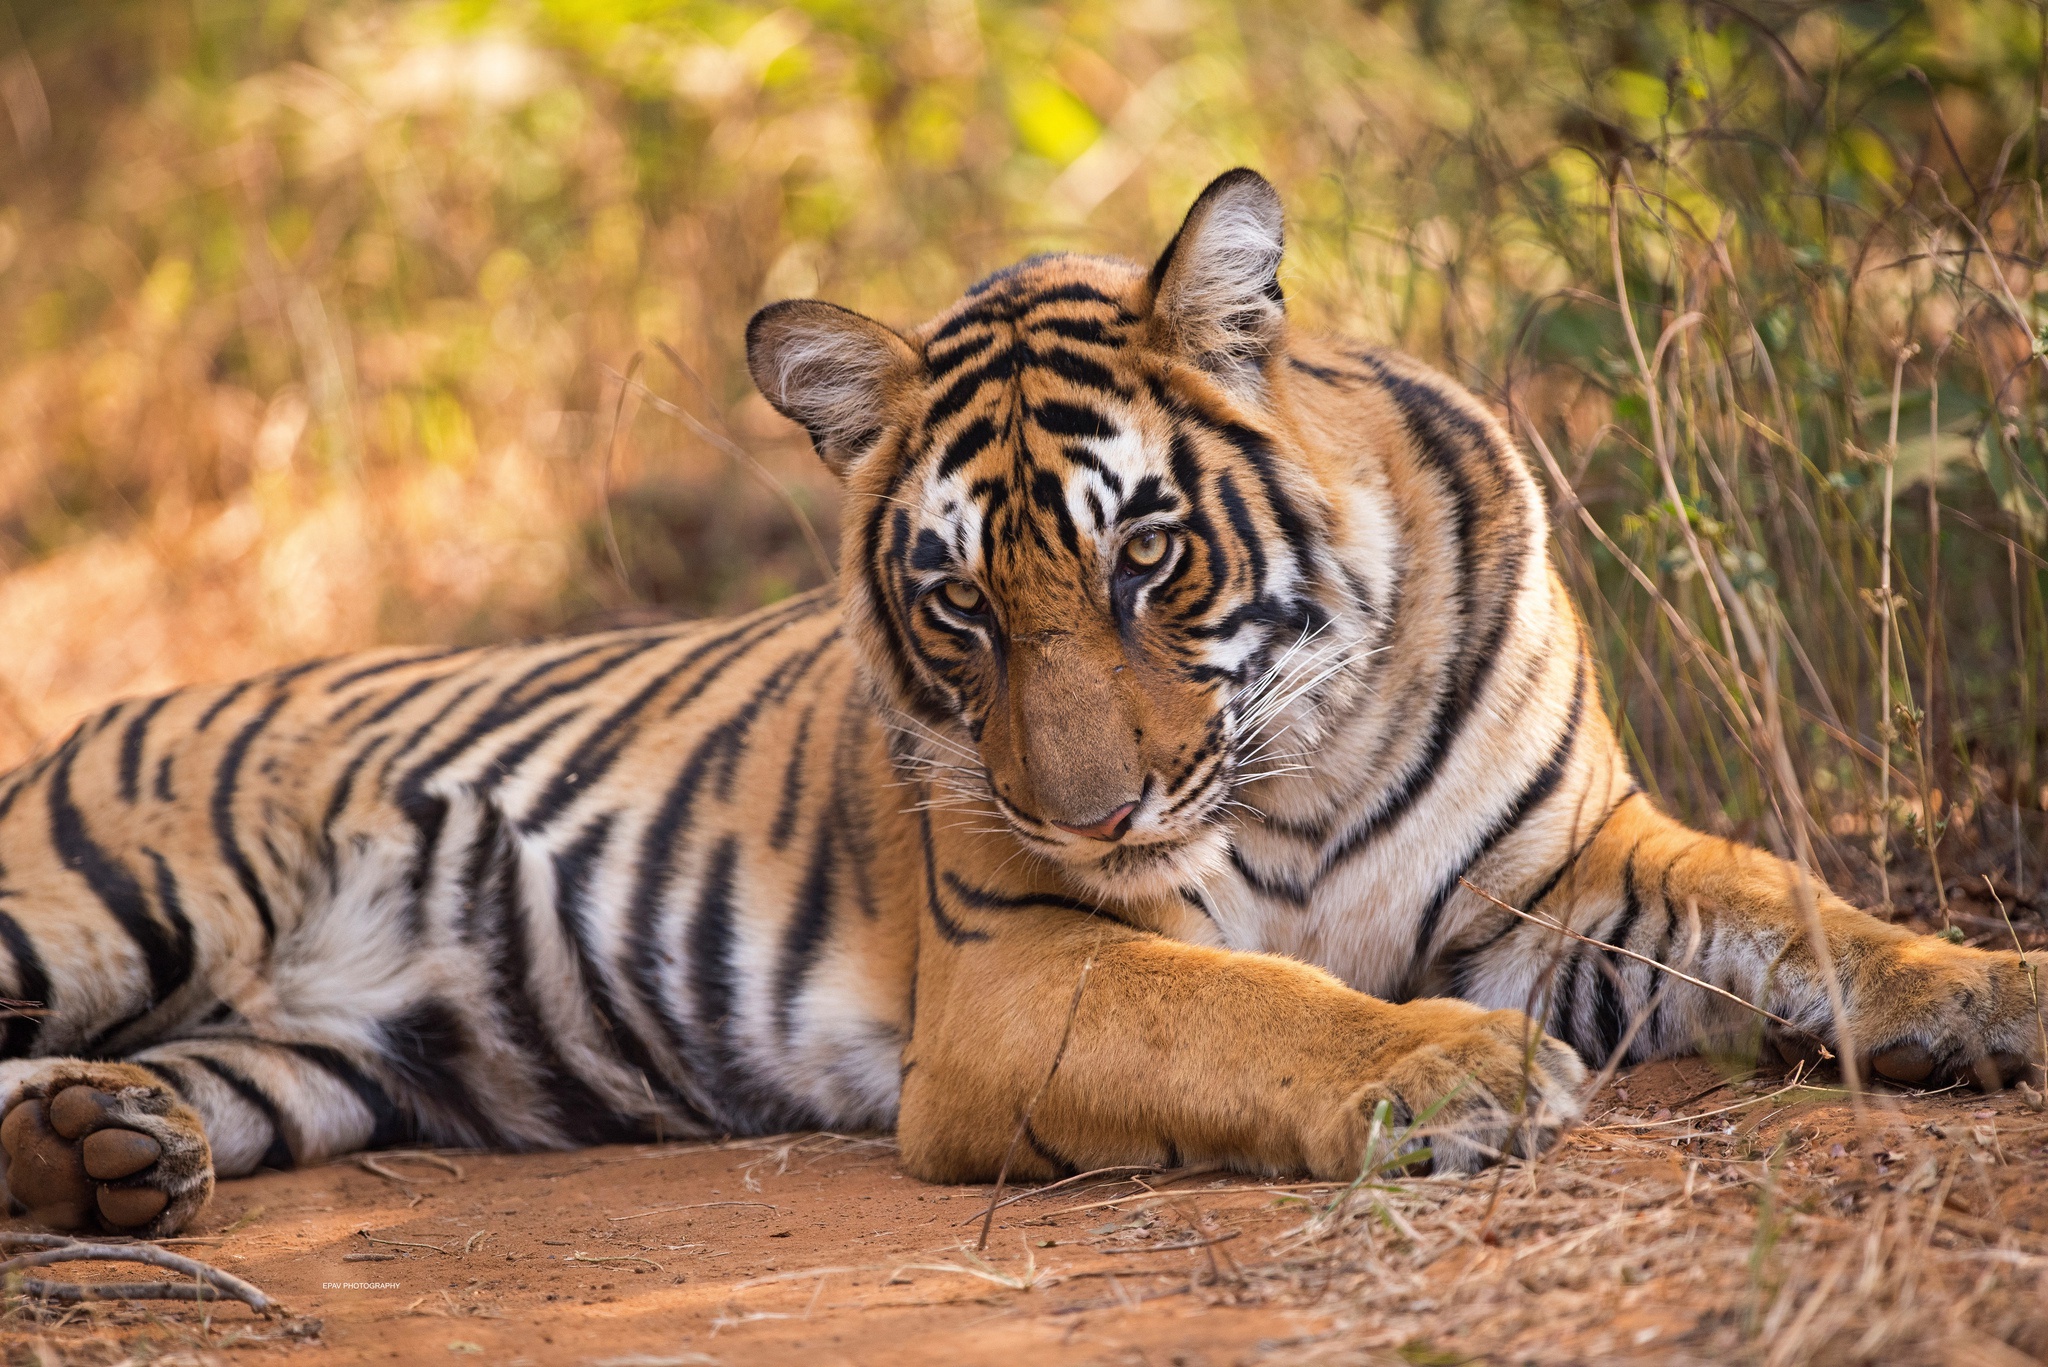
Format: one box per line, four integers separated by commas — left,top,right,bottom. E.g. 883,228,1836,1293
0,1232,277,1314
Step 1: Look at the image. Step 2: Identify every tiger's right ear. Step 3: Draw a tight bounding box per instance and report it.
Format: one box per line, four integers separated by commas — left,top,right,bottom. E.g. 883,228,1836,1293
1146,169,1286,403
746,299,921,476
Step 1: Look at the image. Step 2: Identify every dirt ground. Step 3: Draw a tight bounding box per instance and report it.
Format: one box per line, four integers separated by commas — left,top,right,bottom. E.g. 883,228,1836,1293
6,1056,2048,1367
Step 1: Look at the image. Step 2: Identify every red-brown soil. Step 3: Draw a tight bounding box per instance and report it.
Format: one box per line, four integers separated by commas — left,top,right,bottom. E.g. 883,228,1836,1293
8,1058,2048,1366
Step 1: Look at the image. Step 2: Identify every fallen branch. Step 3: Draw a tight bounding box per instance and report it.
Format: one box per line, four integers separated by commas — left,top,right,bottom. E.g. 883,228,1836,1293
565,1251,664,1271
358,1151,463,1184
609,1200,778,1222
356,1229,455,1256
0,1233,276,1314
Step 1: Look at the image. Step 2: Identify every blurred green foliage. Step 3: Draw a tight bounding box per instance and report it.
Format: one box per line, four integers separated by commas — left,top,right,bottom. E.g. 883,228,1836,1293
0,0,2044,888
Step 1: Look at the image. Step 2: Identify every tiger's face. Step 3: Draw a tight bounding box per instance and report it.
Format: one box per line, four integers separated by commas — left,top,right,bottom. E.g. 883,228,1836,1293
748,171,1373,898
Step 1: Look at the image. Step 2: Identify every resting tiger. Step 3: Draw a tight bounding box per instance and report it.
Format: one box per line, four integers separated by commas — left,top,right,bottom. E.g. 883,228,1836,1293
1,170,2040,1238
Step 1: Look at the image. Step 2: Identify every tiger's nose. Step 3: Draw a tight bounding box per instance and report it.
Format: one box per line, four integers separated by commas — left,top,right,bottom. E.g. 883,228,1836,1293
1052,802,1137,843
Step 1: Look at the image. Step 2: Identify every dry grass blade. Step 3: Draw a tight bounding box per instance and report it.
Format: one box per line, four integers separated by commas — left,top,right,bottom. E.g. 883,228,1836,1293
976,950,1096,1252
1097,1230,1241,1255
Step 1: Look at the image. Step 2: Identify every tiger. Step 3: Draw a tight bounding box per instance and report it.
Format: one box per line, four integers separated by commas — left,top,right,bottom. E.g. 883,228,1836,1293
1,169,2040,1239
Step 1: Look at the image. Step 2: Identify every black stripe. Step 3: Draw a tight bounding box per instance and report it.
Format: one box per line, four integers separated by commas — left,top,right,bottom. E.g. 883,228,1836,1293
118,696,174,803
922,342,1020,433
1027,343,1126,394
191,1054,296,1170
0,905,50,1057
1444,789,1638,999
1030,468,1081,558
324,648,466,694
352,671,459,733
454,804,506,941
212,690,292,943
1287,356,1355,385
925,332,995,379
194,680,254,733
935,416,998,481
397,792,450,940
395,638,653,814
1032,314,1121,345
380,999,494,1145
129,1059,191,1100
320,733,390,845
1590,854,1647,1064
471,706,582,794
1214,473,1265,597
378,680,488,781
47,745,186,1006
153,755,176,803
520,597,823,834
550,813,717,1133
140,847,197,1003
1248,369,1515,880
687,836,744,1107
283,1042,413,1148
774,796,838,1038
624,666,827,1126
470,810,636,1144
1022,1120,1080,1179
712,629,843,801
1062,443,1127,499
1553,947,1596,1055
943,873,1103,920
918,806,987,945
768,703,817,851
1407,653,1589,985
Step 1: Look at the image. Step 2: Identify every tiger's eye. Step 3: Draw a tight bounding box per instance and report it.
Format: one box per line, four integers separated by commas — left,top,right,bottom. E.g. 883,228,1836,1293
941,580,985,612
1124,530,1170,569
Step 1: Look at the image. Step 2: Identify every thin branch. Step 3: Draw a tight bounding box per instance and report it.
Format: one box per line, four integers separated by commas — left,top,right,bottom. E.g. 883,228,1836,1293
0,1233,277,1314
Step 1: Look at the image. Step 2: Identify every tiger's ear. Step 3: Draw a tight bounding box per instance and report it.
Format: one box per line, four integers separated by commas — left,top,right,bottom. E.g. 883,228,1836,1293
1146,168,1287,402
746,299,920,476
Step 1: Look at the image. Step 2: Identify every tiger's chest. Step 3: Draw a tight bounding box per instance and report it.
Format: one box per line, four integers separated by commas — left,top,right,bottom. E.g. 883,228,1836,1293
1199,842,1442,998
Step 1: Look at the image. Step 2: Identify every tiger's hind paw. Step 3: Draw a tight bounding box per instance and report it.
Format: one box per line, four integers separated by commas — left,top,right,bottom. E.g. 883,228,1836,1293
1,1063,214,1237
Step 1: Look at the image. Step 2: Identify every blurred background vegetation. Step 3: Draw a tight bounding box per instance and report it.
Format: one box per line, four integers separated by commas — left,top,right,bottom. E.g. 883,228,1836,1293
0,0,2043,914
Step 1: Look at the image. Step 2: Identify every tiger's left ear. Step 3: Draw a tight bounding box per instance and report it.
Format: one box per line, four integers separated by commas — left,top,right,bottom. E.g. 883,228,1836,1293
1146,168,1287,403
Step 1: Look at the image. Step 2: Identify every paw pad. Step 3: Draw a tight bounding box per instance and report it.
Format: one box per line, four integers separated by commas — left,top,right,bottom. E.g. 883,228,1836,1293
2,1085,174,1231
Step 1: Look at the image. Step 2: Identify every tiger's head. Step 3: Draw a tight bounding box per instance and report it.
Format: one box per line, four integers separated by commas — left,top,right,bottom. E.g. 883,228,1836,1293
747,169,1385,900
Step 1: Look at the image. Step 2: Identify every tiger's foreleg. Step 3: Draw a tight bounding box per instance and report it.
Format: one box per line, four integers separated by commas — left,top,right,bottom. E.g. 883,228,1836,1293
897,907,1587,1185
2,1036,404,1237
1498,793,2046,1089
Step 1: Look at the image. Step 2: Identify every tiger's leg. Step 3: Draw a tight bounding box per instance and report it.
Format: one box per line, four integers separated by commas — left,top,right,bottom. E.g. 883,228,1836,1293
1464,792,2046,1088
898,905,1588,1184
1,1035,405,1237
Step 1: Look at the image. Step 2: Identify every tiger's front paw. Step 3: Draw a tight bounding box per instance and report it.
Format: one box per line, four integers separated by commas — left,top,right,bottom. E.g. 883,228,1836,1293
1307,1001,1588,1178
1830,942,2046,1093
0,1062,214,1236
